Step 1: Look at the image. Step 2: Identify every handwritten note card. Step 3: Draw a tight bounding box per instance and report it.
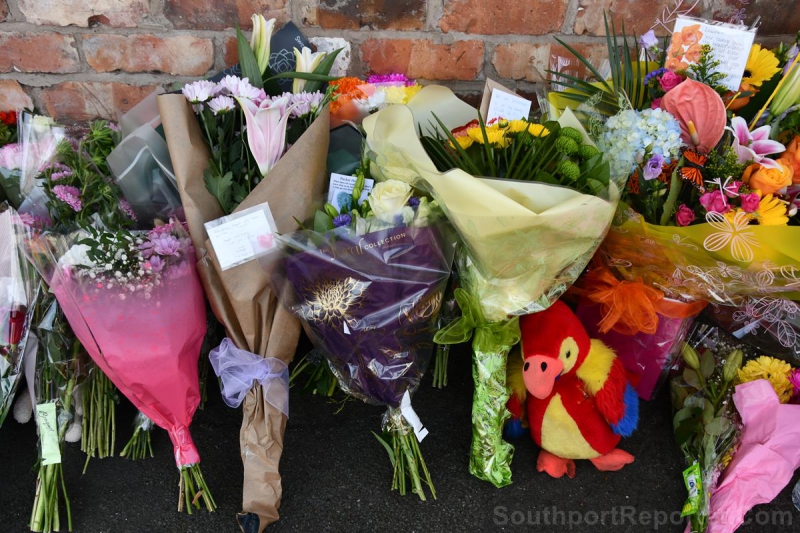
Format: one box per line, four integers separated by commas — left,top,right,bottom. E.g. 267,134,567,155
205,203,276,271
486,91,532,122
670,16,756,91
36,402,61,465
327,173,374,211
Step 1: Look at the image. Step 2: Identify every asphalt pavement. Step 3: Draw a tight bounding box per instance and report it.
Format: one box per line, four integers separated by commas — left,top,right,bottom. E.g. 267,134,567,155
2,340,798,533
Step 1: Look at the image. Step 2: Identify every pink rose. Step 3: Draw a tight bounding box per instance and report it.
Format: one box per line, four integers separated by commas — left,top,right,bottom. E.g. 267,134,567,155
724,180,742,197
740,192,760,213
675,204,696,226
659,71,685,92
651,97,662,110
700,190,731,214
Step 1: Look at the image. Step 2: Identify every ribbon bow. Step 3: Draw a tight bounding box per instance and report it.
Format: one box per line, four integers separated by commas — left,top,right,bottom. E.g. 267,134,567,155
209,338,290,416
577,267,706,336
434,288,520,351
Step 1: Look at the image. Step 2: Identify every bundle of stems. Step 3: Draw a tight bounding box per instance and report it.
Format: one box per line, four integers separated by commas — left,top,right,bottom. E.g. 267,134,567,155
81,366,117,471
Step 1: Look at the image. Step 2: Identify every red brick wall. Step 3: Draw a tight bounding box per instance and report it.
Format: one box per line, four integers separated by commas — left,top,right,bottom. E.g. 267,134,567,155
0,0,796,121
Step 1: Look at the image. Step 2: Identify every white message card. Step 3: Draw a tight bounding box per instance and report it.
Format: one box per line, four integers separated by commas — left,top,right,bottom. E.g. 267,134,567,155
670,16,756,91
486,90,532,122
205,203,277,271
327,173,374,211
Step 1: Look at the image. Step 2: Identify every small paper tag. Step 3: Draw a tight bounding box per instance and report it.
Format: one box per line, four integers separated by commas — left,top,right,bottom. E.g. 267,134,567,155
486,90,532,122
400,390,429,442
36,402,61,466
327,173,374,212
205,203,277,271
681,462,703,517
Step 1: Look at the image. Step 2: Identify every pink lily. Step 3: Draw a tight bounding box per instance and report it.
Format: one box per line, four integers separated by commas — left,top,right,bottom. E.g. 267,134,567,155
729,116,785,169
235,96,297,176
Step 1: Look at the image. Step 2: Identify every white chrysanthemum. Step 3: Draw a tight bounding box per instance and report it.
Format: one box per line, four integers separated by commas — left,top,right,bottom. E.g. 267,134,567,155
181,80,218,103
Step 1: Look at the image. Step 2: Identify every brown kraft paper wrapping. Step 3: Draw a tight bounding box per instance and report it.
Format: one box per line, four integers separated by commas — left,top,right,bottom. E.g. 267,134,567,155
157,94,329,531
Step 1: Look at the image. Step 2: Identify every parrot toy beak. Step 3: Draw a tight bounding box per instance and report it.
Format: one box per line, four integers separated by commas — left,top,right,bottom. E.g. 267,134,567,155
522,355,564,400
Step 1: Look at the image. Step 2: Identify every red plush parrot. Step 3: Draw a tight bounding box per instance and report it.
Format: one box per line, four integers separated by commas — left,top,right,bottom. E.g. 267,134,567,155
507,300,638,478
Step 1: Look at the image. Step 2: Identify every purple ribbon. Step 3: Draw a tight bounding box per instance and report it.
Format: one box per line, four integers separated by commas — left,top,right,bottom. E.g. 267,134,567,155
209,338,289,416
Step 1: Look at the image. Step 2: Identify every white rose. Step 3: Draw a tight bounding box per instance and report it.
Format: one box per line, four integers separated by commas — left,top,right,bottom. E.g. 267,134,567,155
368,179,412,223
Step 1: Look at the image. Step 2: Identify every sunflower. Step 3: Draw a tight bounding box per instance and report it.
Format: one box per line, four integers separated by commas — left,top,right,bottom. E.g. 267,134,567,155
737,355,794,403
754,193,789,225
742,44,781,87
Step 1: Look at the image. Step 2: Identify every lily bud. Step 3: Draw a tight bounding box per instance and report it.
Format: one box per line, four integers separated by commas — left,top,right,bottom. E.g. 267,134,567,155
293,46,327,94
681,343,701,371
770,58,800,118
250,14,275,76
723,349,743,383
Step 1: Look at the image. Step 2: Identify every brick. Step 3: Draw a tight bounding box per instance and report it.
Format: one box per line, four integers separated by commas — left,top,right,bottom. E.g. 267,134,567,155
1,1,7,22
42,82,158,122
308,37,352,77
84,35,214,76
318,0,425,30
493,42,607,83
0,32,80,74
574,0,681,36
17,0,148,27
164,0,288,30
709,0,800,35
439,0,569,35
0,81,34,111
361,39,484,81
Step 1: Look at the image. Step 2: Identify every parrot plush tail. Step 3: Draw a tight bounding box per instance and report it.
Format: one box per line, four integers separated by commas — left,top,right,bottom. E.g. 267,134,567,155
504,348,528,440
611,383,639,438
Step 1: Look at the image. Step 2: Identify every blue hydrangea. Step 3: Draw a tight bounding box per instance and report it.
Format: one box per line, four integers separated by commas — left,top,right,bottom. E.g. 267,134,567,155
599,108,682,180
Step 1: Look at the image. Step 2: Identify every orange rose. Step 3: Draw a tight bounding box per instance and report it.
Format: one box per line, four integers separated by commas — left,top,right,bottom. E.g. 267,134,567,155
684,43,703,63
681,25,703,45
741,161,794,194
778,136,800,182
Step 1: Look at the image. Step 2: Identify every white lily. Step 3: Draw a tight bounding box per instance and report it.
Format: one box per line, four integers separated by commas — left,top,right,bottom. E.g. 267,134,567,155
292,46,327,94
250,14,275,76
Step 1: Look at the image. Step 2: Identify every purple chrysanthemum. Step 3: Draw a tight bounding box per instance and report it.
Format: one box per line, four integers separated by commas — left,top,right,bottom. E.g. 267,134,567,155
333,214,352,228
52,185,82,212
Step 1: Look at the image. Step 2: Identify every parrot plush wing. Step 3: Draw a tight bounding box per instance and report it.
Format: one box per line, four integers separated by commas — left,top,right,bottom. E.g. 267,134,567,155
576,340,639,437
504,348,527,439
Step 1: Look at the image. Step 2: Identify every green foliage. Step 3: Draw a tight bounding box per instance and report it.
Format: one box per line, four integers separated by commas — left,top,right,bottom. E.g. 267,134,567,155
705,146,750,182
686,45,728,95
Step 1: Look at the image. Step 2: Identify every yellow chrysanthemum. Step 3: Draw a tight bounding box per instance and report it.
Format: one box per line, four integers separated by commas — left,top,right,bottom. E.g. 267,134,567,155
742,44,781,87
467,125,508,147
449,135,474,150
737,355,794,403
528,124,550,137
754,193,788,225
506,119,529,133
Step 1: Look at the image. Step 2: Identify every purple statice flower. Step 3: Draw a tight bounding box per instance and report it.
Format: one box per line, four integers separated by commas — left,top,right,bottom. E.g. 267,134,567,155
119,199,137,221
644,68,668,85
643,153,664,181
52,185,82,212
182,80,218,103
367,73,414,86
208,95,236,115
333,214,352,228
408,197,421,208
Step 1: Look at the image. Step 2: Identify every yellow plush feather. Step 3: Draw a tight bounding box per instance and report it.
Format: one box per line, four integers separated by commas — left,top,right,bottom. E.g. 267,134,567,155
575,339,616,396
507,346,527,404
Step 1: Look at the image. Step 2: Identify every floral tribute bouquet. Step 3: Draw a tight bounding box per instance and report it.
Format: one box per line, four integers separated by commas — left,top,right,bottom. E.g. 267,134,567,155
0,205,37,428
328,73,422,127
272,175,455,500
671,320,800,532
363,84,623,487
157,15,333,530
550,14,800,400
25,221,214,514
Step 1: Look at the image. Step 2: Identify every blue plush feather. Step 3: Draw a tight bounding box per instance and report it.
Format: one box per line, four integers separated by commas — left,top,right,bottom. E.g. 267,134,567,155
503,418,526,440
610,384,639,437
